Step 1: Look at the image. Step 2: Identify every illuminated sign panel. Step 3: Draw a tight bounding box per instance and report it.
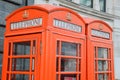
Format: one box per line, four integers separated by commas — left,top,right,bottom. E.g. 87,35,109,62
53,19,82,32
10,18,42,30
91,29,110,39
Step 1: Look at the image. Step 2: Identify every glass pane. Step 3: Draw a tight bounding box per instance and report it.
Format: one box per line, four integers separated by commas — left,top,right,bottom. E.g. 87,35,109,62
12,58,30,71
8,43,11,56
80,0,92,7
98,48,108,58
56,58,59,72
27,0,34,5
8,0,23,4
32,75,34,80
61,74,76,80
57,41,60,55
104,74,108,80
32,58,35,71
98,60,108,71
13,41,31,55
61,42,77,56
56,74,59,80
79,60,81,72
98,74,103,80
7,58,10,71
95,60,97,71
98,74,108,80
61,58,76,71
32,40,36,54
99,0,106,12
11,74,29,80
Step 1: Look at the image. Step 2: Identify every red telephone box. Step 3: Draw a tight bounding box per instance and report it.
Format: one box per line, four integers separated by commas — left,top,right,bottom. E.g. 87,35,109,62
2,4,86,80
84,18,114,80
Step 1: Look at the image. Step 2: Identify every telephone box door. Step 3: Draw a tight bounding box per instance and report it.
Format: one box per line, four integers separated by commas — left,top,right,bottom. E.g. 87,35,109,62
3,34,41,80
93,43,113,80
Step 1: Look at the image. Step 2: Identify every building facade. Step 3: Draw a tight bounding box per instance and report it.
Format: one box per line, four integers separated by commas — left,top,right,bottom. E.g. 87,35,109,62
0,0,120,80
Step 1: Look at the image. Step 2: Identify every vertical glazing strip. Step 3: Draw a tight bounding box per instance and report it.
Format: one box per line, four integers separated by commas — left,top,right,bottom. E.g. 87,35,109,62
9,42,13,80
30,40,33,80
95,47,98,80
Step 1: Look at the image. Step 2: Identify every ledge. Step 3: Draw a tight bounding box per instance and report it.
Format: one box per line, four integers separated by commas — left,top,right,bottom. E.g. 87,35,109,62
57,0,120,20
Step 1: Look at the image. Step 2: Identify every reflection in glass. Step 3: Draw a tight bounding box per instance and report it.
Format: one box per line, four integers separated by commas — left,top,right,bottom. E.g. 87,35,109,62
32,75,34,80
56,74,58,80
98,74,108,80
99,0,106,12
11,74,29,80
98,74,103,80
98,60,108,71
98,48,108,58
56,58,59,72
61,42,77,56
32,58,35,71
7,58,10,71
57,41,60,55
61,74,76,80
12,58,30,71
13,41,31,55
61,58,76,71
80,0,93,7
32,40,36,54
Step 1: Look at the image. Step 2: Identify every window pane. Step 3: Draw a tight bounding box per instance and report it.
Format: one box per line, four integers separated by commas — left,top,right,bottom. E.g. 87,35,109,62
13,41,31,55
32,58,35,71
11,74,29,80
27,0,34,5
99,0,106,12
32,40,36,54
56,74,59,80
61,58,76,71
98,60,108,71
98,48,108,58
80,0,93,7
61,74,76,80
6,0,23,4
61,42,77,56
98,74,108,80
12,58,30,71
7,58,10,71
98,74,103,80
56,58,59,72
104,74,108,80
57,41,60,55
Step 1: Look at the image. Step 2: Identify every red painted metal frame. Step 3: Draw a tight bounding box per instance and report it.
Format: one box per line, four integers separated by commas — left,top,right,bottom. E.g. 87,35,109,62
2,4,86,80
84,18,114,80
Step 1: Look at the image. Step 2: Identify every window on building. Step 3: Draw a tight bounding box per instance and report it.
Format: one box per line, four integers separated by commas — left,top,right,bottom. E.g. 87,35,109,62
99,0,106,12
3,0,34,6
56,41,81,80
80,0,93,8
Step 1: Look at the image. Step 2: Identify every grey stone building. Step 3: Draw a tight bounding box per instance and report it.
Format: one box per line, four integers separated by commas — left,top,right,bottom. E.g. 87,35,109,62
0,0,120,80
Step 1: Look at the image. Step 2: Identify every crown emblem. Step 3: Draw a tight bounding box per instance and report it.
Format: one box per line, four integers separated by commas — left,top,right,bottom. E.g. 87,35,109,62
23,10,29,19
99,24,103,30
66,13,72,21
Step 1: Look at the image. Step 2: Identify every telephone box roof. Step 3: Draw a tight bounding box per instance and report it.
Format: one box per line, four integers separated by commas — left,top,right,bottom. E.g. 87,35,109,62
83,17,113,31
6,4,85,23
